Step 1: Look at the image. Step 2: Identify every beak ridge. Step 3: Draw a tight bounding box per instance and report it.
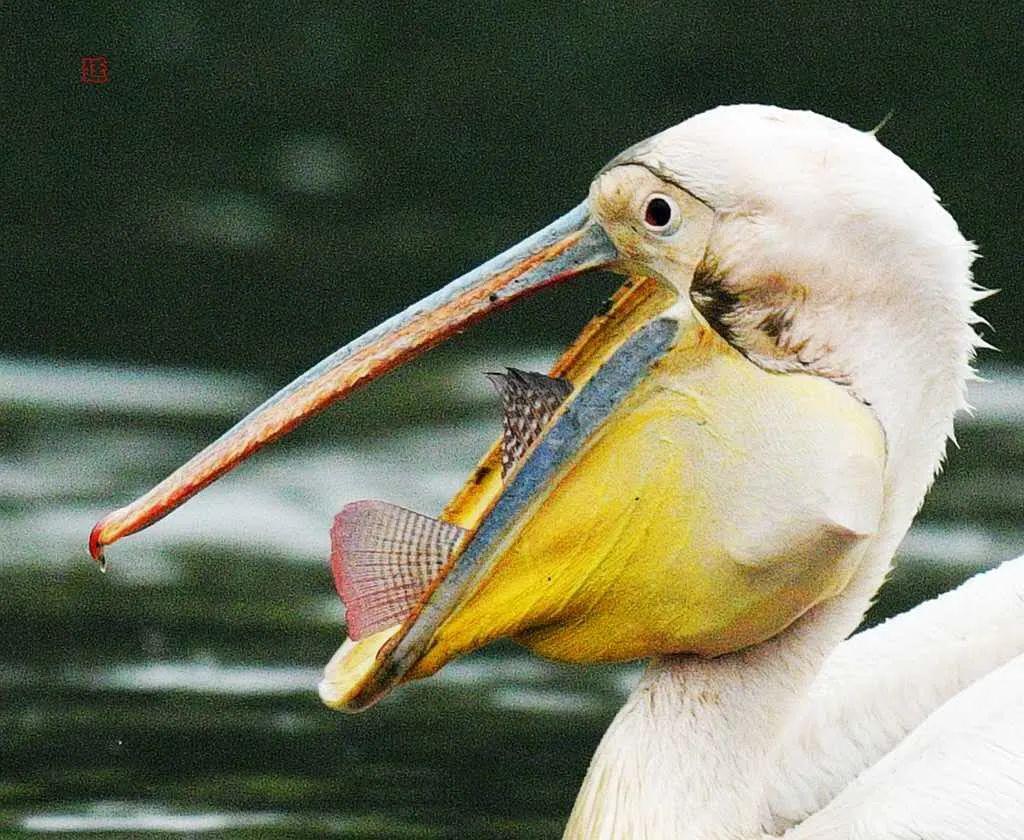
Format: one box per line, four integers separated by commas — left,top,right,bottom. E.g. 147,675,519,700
89,202,617,563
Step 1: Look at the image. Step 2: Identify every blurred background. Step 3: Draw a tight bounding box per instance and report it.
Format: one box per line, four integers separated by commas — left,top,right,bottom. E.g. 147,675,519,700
2,3,1021,836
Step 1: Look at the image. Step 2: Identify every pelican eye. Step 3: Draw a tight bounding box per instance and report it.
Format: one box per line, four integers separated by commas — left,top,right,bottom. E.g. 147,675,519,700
642,194,678,233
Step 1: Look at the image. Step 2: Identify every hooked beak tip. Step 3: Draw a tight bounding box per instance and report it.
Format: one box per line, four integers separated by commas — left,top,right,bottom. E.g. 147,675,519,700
89,521,108,570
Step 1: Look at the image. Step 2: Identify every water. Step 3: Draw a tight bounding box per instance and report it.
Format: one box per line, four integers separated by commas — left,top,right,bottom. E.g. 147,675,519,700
1,354,1021,837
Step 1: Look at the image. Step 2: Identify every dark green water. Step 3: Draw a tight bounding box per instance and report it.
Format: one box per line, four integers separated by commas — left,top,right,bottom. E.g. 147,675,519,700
0,354,1022,837
6,3,1020,375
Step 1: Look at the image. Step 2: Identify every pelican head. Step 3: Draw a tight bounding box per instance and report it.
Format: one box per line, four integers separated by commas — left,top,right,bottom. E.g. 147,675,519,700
606,106,983,525
89,106,983,717
638,106,977,436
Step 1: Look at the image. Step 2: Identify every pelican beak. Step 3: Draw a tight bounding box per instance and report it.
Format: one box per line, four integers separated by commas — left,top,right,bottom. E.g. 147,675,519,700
318,272,680,712
89,202,618,566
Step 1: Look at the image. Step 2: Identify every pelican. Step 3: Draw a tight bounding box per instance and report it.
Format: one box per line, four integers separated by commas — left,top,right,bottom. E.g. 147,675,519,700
90,105,1024,838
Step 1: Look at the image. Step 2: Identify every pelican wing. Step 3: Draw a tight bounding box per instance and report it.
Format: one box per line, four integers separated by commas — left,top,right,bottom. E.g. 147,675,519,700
767,554,1024,836
783,647,1024,839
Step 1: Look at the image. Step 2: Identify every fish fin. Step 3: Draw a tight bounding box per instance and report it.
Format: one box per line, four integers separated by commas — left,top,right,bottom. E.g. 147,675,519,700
331,500,467,640
486,368,573,476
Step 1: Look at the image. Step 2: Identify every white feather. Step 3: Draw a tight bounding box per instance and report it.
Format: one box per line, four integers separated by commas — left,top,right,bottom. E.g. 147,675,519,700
766,555,1024,831
785,649,1024,839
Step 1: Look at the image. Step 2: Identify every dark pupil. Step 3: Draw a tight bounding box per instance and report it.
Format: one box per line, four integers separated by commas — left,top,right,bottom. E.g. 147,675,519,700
645,197,672,228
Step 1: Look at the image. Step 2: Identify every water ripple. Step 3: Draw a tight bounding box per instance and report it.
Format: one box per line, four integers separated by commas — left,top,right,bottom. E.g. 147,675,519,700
20,802,284,833
84,660,320,696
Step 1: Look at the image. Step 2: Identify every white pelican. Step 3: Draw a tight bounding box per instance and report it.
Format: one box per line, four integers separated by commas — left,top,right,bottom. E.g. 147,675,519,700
90,105,1023,838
